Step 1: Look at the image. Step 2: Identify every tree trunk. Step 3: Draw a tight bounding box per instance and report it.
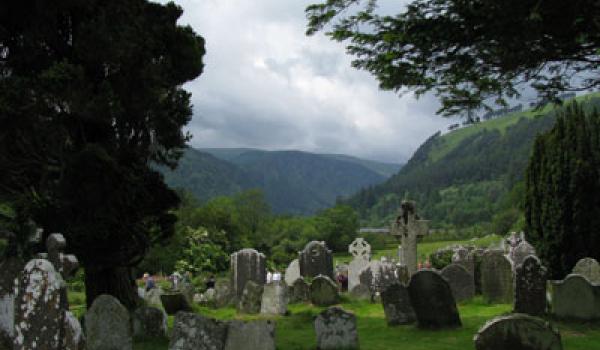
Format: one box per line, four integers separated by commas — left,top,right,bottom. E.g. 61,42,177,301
85,266,140,310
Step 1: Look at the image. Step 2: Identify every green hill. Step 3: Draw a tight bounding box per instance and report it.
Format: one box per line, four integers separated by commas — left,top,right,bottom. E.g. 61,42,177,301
161,148,401,215
347,93,600,231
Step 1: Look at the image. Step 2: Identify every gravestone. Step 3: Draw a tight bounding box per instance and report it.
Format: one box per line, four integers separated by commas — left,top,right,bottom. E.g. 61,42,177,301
452,246,475,276
481,250,513,303
551,274,600,320
237,280,263,314
348,238,371,292
284,259,300,286
299,241,334,279
144,287,163,307
391,201,429,275
441,264,475,302
380,283,415,326
349,284,372,301
511,240,537,268
469,249,485,294
168,312,228,350
214,278,233,308
314,307,358,350
0,255,22,349
474,314,562,350
132,306,168,339
160,292,193,315
225,320,276,350
13,233,81,350
261,282,288,315
290,278,310,303
230,248,266,300
407,269,461,329
572,257,600,284
310,275,339,306
396,264,410,285
86,294,132,350
359,260,398,298
514,255,546,316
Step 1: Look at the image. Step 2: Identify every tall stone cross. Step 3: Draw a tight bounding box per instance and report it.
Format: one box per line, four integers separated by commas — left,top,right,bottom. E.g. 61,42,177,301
390,201,428,275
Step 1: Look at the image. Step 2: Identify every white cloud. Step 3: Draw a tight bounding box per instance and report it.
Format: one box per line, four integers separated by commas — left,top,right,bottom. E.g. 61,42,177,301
168,0,457,163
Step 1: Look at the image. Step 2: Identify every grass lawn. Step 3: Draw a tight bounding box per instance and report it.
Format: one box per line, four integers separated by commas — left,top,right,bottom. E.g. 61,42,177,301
133,297,600,350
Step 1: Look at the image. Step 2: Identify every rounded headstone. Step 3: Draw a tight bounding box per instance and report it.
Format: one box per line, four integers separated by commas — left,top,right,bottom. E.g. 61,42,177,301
284,259,300,286
314,307,358,350
299,241,334,279
474,314,562,350
310,275,339,306
85,294,132,350
551,274,600,320
514,255,546,316
441,263,475,302
169,312,227,350
572,257,600,284
290,278,310,303
407,269,461,329
230,248,266,299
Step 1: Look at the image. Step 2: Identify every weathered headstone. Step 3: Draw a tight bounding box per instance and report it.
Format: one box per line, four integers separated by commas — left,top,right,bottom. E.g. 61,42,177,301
299,241,334,279
260,282,288,315
452,246,475,276
390,201,428,275
168,312,228,350
441,263,475,302
310,275,339,306
551,274,600,320
132,306,168,339
144,287,163,307
469,249,485,294
0,255,22,348
348,238,371,292
160,292,193,315
314,307,358,350
284,259,300,286
230,248,266,300
358,260,398,299
289,278,310,303
85,294,132,350
224,320,276,350
380,283,415,326
349,284,371,301
511,240,537,268
514,255,546,316
481,250,513,303
572,257,600,284
407,269,461,329
237,280,263,314
214,278,233,308
474,314,562,350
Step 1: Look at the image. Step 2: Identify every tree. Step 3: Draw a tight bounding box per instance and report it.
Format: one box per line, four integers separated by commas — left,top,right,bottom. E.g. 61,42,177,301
0,0,205,308
314,204,359,251
525,103,600,278
306,0,600,116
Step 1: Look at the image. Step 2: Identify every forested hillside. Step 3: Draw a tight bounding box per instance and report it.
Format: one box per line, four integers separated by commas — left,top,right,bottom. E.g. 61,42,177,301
160,148,401,215
347,93,600,232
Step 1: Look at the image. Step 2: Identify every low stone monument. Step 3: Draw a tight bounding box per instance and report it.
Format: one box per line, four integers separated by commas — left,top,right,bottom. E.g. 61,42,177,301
310,275,339,306
551,274,600,320
514,255,546,316
86,294,132,350
314,307,359,350
230,248,266,300
441,263,475,302
380,283,415,326
168,312,228,350
408,269,461,329
481,250,513,303
237,280,263,314
225,320,276,350
572,257,600,284
299,241,334,279
284,259,300,286
261,282,288,315
474,314,562,350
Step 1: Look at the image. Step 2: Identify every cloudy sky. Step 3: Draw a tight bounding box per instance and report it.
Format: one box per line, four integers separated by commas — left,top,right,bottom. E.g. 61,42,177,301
170,0,459,164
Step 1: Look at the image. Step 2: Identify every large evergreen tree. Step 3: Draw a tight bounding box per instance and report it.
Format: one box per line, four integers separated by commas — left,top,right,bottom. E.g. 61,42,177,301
0,0,205,308
525,103,600,278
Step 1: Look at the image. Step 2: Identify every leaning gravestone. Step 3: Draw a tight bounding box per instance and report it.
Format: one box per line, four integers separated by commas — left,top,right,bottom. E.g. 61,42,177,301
441,263,475,302
407,269,461,329
514,255,546,316
474,314,562,350
169,312,228,350
314,307,359,350
510,240,537,268
310,275,339,306
290,278,310,303
299,241,334,279
481,250,513,303
572,257,600,284
225,320,276,350
161,292,193,315
230,248,266,300
261,282,288,315
237,280,263,314
284,259,300,286
551,274,600,320
132,306,168,339
348,238,371,292
86,294,132,350
380,283,415,326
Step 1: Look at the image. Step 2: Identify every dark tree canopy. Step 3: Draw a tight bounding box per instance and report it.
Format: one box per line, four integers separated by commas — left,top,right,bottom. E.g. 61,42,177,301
525,103,600,279
0,0,205,307
306,0,600,116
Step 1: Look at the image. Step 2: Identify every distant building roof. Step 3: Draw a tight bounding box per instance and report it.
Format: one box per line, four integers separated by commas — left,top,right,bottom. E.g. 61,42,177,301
358,228,390,234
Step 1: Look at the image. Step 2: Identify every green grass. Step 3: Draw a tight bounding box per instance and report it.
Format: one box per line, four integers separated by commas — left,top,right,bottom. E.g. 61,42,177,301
133,297,600,350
